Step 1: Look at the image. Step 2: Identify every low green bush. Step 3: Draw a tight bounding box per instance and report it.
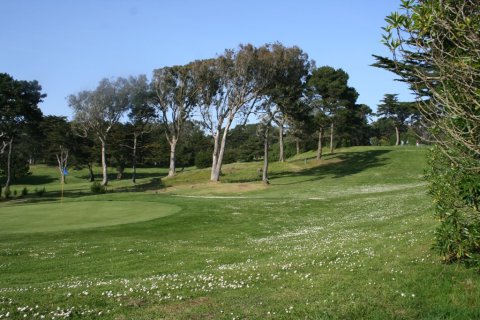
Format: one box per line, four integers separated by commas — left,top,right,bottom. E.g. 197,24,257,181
91,181,107,194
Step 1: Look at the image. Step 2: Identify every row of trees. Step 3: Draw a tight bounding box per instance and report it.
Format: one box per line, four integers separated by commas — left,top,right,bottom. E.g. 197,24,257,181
66,43,379,186
1,42,420,191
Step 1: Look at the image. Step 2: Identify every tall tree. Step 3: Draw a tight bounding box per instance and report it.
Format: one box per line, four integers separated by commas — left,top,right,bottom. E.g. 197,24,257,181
152,64,197,177
39,116,74,184
69,77,130,186
0,73,45,189
258,43,312,162
308,66,358,154
126,75,156,183
195,45,262,182
377,94,414,145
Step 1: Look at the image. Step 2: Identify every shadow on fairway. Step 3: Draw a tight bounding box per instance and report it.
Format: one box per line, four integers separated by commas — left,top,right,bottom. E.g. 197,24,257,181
77,171,165,182
0,177,165,205
13,174,57,185
270,149,392,185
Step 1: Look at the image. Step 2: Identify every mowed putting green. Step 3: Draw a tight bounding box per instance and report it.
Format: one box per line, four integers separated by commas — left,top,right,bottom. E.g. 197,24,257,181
0,200,180,234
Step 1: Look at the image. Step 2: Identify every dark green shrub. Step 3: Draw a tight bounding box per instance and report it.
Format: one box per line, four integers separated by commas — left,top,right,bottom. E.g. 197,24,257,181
91,181,107,194
13,189,17,197
195,150,211,169
21,187,28,197
426,146,480,264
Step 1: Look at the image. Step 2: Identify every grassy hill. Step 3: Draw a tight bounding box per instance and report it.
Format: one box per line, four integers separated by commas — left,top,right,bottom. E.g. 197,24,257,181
0,146,479,319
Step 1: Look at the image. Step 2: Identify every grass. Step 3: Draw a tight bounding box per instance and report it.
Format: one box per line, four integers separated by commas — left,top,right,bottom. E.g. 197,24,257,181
0,201,180,234
0,146,479,319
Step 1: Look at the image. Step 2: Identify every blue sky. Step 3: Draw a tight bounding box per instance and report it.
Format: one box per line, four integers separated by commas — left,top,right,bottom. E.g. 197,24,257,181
1,0,410,118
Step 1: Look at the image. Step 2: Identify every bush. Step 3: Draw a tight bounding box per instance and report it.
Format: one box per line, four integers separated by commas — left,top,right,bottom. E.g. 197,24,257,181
90,181,107,194
13,189,17,197
426,146,480,264
195,150,212,169
21,187,28,197
369,137,380,146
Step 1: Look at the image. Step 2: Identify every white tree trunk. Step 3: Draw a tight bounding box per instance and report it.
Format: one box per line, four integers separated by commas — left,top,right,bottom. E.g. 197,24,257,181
100,138,108,186
278,122,284,162
211,119,233,182
262,126,270,184
168,138,178,177
210,132,220,181
395,126,400,146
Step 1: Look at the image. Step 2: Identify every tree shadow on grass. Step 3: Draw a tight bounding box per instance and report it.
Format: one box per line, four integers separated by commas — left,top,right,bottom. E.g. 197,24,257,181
270,149,392,185
12,174,57,186
76,171,166,182
0,176,166,206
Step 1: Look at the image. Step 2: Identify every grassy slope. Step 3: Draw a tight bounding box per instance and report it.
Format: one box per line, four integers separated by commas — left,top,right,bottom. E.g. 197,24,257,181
0,146,479,319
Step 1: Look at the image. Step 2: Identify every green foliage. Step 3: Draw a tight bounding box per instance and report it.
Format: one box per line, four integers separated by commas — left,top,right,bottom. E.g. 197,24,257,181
195,150,212,169
21,187,28,197
370,137,380,146
426,146,480,264
90,181,107,194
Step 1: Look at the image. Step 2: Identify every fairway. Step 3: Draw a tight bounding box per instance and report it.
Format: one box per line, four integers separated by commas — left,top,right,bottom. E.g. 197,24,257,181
1,147,479,319
0,201,180,234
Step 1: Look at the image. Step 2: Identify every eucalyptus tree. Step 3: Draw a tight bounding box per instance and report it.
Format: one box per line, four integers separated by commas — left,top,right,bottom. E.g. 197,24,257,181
308,66,358,154
259,43,312,162
194,45,263,182
69,77,130,186
152,64,198,177
126,75,156,183
0,73,45,189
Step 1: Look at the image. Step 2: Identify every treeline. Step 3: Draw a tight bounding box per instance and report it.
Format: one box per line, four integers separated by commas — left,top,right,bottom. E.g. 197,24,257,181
1,42,420,189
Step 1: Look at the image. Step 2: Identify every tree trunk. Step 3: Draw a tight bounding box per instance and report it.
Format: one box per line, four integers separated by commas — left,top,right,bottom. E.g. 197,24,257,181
278,122,284,162
116,166,124,180
211,119,233,182
296,137,300,155
210,131,220,181
168,138,178,177
132,135,138,183
395,126,400,146
5,138,13,188
88,164,95,182
58,166,66,185
100,138,108,186
329,122,334,153
262,126,270,184
317,128,323,160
